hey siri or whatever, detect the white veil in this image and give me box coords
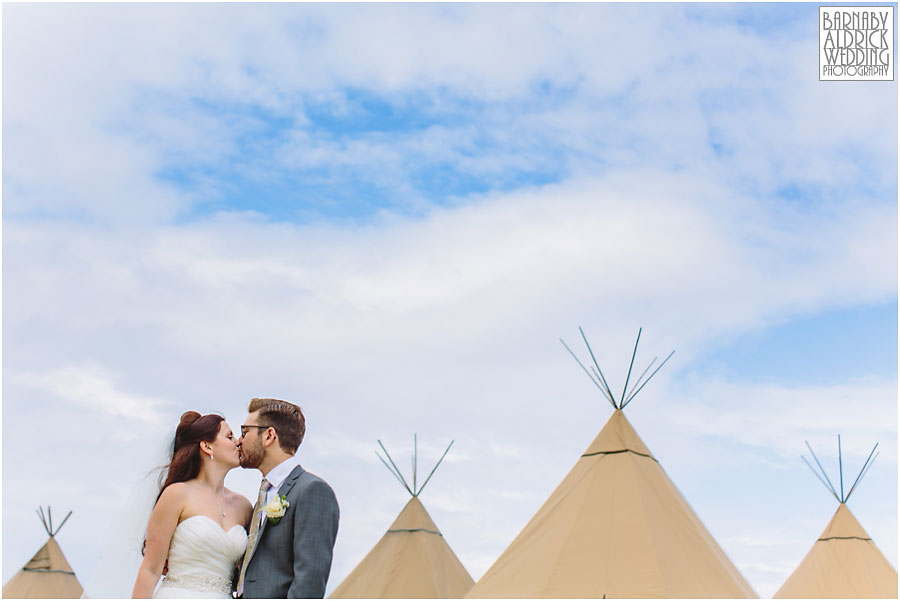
[80,428,174,598]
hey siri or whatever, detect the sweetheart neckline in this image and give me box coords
[179,514,245,535]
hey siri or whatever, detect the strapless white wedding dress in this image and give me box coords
[153,515,248,599]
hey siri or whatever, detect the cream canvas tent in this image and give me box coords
[3,507,83,599]
[330,438,475,598]
[774,438,898,598]
[466,328,756,598]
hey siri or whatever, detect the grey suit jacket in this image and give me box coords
[241,465,340,599]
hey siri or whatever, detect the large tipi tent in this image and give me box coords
[466,329,756,598]
[330,438,475,598]
[3,507,83,599]
[774,439,898,598]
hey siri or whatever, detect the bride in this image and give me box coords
[132,411,252,598]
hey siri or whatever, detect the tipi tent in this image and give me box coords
[466,329,756,598]
[330,438,475,598]
[3,507,83,599]
[774,439,898,598]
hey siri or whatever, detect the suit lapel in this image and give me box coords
[278,464,305,500]
[248,464,305,563]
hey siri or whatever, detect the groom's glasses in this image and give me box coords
[240,425,271,437]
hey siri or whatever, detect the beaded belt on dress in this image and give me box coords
[160,573,233,594]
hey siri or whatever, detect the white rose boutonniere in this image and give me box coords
[263,495,290,525]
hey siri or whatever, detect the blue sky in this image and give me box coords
[3,3,897,598]
[688,301,898,384]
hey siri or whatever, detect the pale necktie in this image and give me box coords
[236,479,271,597]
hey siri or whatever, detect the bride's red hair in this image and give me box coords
[157,411,225,501]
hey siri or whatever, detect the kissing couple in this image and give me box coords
[132,398,340,599]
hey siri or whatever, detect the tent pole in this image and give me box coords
[589,366,618,409]
[620,328,642,407]
[622,350,675,408]
[561,338,616,408]
[36,508,48,536]
[852,450,879,500]
[376,451,414,496]
[801,455,840,502]
[592,365,617,409]
[625,356,657,403]
[377,441,415,496]
[417,440,454,496]
[838,435,844,502]
[40,507,49,535]
[805,441,840,500]
[54,511,73,536]
[578,327,618,406]
[845,443,879,502]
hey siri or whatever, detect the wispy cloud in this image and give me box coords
[4,4,895,223]
[9,364,168,427]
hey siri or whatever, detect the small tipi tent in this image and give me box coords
[466,328,756,598]
[3,507,83,599]
[774,438,898,598]
[329,438,475,599]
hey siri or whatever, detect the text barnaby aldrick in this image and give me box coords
[820,7,893,79]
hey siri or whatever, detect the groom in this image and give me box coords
[236,398,340,598]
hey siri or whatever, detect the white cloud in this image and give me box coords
[4,171,894,377]
[670,378,897,459]
[9,364,168,427]
[4,4,895,224]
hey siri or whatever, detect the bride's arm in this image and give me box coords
[132,484,186,598]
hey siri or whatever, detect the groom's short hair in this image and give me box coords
[248,398,306,453]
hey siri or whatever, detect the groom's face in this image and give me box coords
[238,411,266,469]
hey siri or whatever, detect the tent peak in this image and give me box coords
[801,436,879,504]
[376,435,454,497]
[36,506,73,538]
[560,327,674,410]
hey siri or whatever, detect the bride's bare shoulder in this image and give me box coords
[151,482,192,519]
[224,487,251,505]
[225,488,253,515]
[158,482,193,502]
[160,481,190,496]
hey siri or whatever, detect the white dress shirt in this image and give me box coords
[262,455,301,506]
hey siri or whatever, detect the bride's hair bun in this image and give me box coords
[179,411,202,427]
[174,412,203,450]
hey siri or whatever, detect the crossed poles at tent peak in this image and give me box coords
[376,435,454,498]
[561,326,675,410]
